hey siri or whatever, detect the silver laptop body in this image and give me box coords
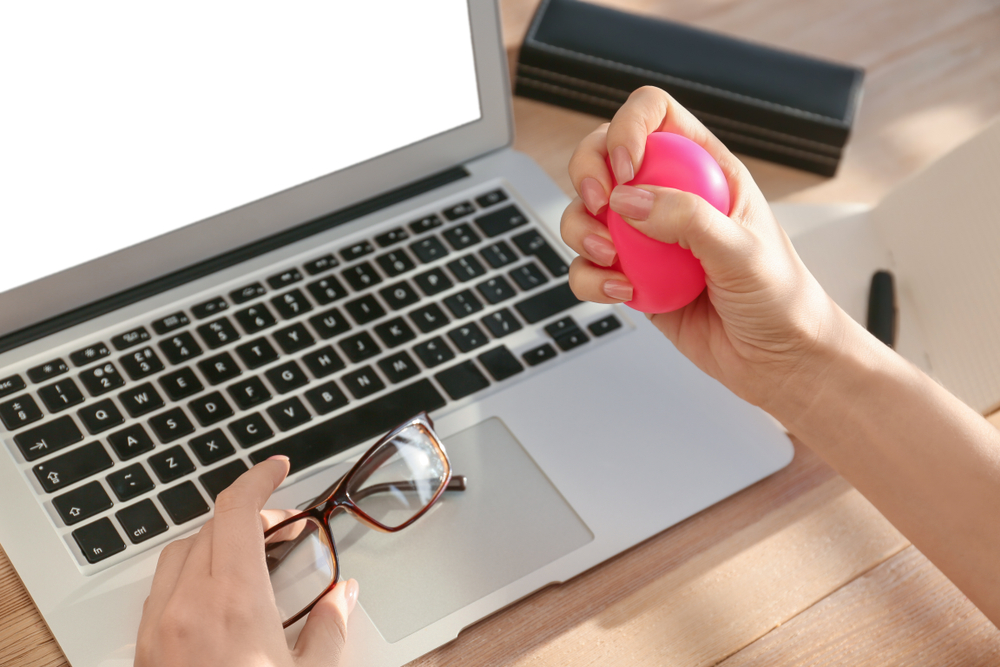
[0,2,793,665]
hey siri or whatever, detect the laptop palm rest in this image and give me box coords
[330,417,593,643]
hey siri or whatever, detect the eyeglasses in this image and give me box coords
[264,411,467,627]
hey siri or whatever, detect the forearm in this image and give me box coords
[771,305,1000,624]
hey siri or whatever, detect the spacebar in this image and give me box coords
[248,379,446,474]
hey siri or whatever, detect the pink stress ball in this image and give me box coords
[602,132,730,313]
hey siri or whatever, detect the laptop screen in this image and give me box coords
[0,1,481,297]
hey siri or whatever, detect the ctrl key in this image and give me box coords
[116,499,169,544]
[73,517,126,564]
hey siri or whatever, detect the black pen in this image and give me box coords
[867,270,897,348]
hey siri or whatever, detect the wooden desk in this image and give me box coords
[4,1,1000,664]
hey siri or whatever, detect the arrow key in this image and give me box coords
[53,481,113,526]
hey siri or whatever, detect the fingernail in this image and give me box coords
[345,578,359,615]
[579,177,607,215]
[610,185,654,221]
[611,146,634,184]
[267,455,290,462]
[582,234,616,266]
[603,279,633,301]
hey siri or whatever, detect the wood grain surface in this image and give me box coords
[4,1,1000,665]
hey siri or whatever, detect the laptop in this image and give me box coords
[0,2,793,665]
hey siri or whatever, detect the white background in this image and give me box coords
[0,1,480,294]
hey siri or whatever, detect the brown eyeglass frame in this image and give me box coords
[263,411,467,627]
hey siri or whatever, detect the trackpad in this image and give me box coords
[331,417,593,643]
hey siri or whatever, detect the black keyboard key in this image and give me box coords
[376,249,416,277]
[375,227,409,247]
[107,424,156,461]
[443,223,481,250]
[78,399,125,434]
[304,253,339,275]
[476,276,517,304]
[158,482,210,524]
[34,441,113,493]
[342,261,382,291]
[374,317,416,348]
[474,205,528,237]
[0,374,26,399]
[229,413,273,448]
[302,346,346,379]
[338,332,380,363]
[27,359,70,384]
[118,383,165,418]
[73,518,126,563]
[410,236,449,263]
[409,214,443,234]
[480,241,518,269]
[304,382,350,415]
[307,275,349,305]
[267,397,312,431]
[344,294,386,325]
[475,189,508,208]
[151,311,190,335]
[512,230,569,277]
[589,315,622,337]
[117,499,169,544]
[148,407,195,443]
[447,255,487,282]
[54,481,112,526]
[378,351,420,384]
[199,460,249,501]
[379,281,421,310]
[70,342,111,367]
[435,361,490,400]
[196,317,241,349]
[340,241,374,262]
[443,201,475,220]
[191,296,229,320]
[38,378,85,412]
[120,347,164,381]
[160,332,203,365]
[189,391,234,426]
[79,362,125,397]
[197,352,242,385]
[410,303,450,333]
[149,445,196,483]
[413,337,455,368]
[234,304,277,334]
[413,267,453,296]
[265,361,309,394]
[249,379,447,473]
[231,282,267,304]
[555,329,590,351]
[524,343,558,366]
[309,307,352,339]
[190,430,237,465]
[273,323,315,354]
[448,323,489,353]
[544,317,579,339]
[272,288,313,320]
[509,262,550,291]
[444,289,483,318]
[0,391,27,431]
[515,282,581,324]
[482,309,523,338]
[227,376,271,410]
[159,368,204,401]
[14,416,83,461]
[235,337,280,369]
[342,366,386,399]
[111,327,152,351]
[267,268,303,290]
[478,346,524,382]
[107,463,155,502]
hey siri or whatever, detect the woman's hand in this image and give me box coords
[136,457,359,667]
[560,86,847,413]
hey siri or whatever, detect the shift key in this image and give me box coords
[514,282,581,324]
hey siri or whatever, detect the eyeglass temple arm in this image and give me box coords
[265,476,467,572]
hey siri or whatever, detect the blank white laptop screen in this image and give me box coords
[0,0,481,295]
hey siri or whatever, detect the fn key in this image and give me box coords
[73,517,126,564]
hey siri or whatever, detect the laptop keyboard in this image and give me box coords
[0,186,627,570]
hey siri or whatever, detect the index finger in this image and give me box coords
[210,456,289,580]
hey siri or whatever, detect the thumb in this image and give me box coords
[294,579,359,667]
